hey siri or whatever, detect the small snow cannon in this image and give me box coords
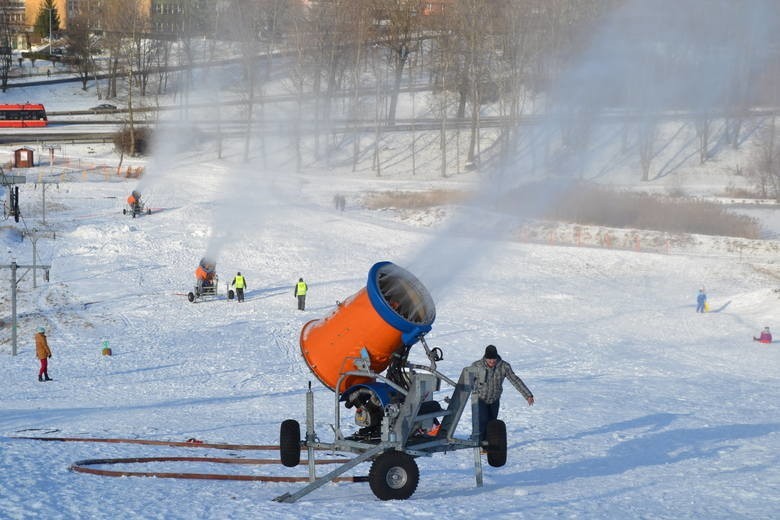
[187,257,230,302]
[275,261,507,503]
[123,190,151,218]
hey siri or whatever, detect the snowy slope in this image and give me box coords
[1,133,779,519]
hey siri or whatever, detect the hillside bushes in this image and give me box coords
[113,127,151,156]
[504,182,762,239]
[365,183,762,239]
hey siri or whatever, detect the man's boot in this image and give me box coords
[44,373,52,381]
[38,374,43,382]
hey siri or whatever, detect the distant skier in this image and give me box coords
[753,326,772,344]
[696,288,707,313]
[231,272,247,302]
[470,345,534,445]
[35,326,52,382]
[295,277,308,311]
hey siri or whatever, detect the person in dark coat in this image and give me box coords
[35,326,52,382]
[470,344,534,443]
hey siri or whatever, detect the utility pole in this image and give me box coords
[22,229,55,288]
[1,168,25,221]
[1,260,51,356]
[38,181,55,225]
[38,145,60,225]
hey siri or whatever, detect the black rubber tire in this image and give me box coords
[486,419,507,467]
[147,208,152,215]
[228,290,235,300]
[279,419,301,468]
[368,451,419,501]
[187,292,195,303]
[122,208,126,215]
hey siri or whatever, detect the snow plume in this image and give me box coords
[410,0,779,303]
[132,59,249,203]
[201,155,296,265]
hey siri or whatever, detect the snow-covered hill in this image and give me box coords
[0,127,778,518]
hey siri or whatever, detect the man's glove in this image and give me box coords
[48,355,52,358]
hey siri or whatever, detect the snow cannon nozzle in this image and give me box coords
[299,261,436,393]
[195,257,217,281]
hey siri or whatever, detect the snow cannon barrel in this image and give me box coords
[300,261,436,393]
[195,257,216,282]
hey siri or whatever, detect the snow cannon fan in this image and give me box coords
[299,261,436,394]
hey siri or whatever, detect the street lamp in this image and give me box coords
[48,6,52,56]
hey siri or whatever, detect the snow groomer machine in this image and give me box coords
[274,261,507,503]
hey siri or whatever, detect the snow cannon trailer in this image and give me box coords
[187,258,233,302]
[274,261,507,503]
[122,190,151,218]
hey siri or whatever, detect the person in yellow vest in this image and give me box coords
[231,272,247,302]
[295,277,308,310]
[35,326,52,382]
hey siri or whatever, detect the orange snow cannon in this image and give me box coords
[187,257,220,303]
[195,257,216,283]
[300,261,436,393]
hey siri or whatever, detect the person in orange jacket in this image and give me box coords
[35,326,52,382]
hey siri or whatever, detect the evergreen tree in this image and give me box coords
[34,0,62,40]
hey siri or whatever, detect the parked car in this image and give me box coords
[90,104,117,111]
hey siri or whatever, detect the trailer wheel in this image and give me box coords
[147,208,152,215]
[187,292,195,303]
[368,451,419,501]
[486,419,507,467]
[279,419,301,468]
[227,290,235,300]
[122,208,126,215]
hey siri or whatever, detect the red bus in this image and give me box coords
[0,103,48,127]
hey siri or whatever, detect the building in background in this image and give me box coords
[1,0,28,48]
[24,0,67,30]
[150,0,218,37]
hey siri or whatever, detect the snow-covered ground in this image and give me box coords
[1,48,780,520]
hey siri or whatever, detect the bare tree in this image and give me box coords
[749,117,780,200]
[65,15,95,90]
[113,2,153,156]
[694,113,713,165]
[288,9,308,172]
[297,1,356,157]
[345,2,372,172]
[0,5,12,93]
[228,0,263,162]
[99,0,135,99]
[429,22,458,177]
[637,117,658,182]
[129,24,158,98]
[370,0,421,125]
